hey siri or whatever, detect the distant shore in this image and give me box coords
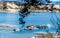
[0,2,60,13]
[0,9,60,13]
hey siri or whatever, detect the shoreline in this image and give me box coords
[0,9,60,13]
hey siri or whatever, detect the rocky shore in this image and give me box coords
[0,2,60,13]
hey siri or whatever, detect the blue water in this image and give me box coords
[1,0,60,4]
[0,12,60,38]
[39,0,60,4]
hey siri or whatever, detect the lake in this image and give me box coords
[0,12,60,38]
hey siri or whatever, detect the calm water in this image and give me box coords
[0,12,60,38]
[1,0,60,4]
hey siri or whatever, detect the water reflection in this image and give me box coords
[19,12,30,28]
[0,12,60,38]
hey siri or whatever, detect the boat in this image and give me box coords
[24,24,51,30]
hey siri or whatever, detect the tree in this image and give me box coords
[50,4,54,11]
